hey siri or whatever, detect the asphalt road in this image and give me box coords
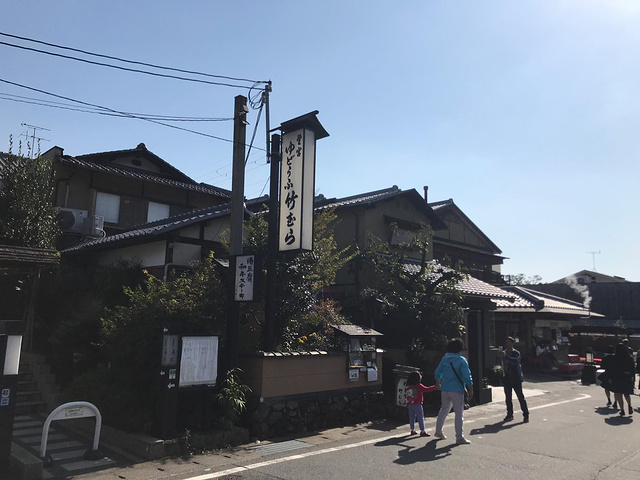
[70,376,640,480]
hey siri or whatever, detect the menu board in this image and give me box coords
[179,336,219,387]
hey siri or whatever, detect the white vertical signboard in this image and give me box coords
[234,254,255,301]
[279,128,316,252]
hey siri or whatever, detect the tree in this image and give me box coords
[0,137,59,248]
[357,231,468,356]
[65,253,228,433]
[243,208,354,350]
[38,259,148,385]
[1,137,60,348]
[503,273,542,285]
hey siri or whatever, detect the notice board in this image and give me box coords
[179,336,219,387]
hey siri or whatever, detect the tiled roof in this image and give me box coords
[428,198,454,211]
[314,186,446,230]
[0,244,59,268]
[331,325,383,336]
[402,261,516,299]
[400,262,598,316]
[61,203,232,253]
[57,155,231,199]
[315,186,403,210]
[456,275,516,299]
[492,296,535,309]
[497,286,600,316]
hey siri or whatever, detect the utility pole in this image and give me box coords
[227,95,248,367]
[265,133,281,351]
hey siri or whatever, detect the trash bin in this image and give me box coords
[392,364,420,407]
[581,364,597,385]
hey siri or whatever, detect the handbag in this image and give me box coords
[450,362,471,408]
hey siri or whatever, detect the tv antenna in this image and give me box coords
[587,250,601,271]
[20,123,50,158]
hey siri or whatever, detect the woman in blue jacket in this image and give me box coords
[434,338,474,444]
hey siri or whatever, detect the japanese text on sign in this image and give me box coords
[278,128,316,251]
[162,335,179,367]
[234,255,255,301]
[179,336,219,387]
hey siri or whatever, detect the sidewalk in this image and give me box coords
[10,413,129,480]
[10,383,554,480]
[491,386,548,403]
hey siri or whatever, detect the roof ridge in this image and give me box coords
[328,185,400,204]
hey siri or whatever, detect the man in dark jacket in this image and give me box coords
[499,336,529,423]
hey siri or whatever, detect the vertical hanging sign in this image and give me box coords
[279,128,316,252]
[234,254,255,301]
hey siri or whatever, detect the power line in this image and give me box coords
[0,40,261,89]
[245,101,264,165]
[0,92,233,121]
[0,77,266,149]
[0,31,268,85]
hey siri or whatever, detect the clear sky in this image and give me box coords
[1,1,638,283]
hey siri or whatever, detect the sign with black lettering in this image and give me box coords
[179,336,219,387]
[279,128,316,252]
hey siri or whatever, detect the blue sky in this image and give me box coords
[1,1,638,282]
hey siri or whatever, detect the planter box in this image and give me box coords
[238,350,383,399]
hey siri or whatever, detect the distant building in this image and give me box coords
[528,270,640,334]
[549,270,628,285]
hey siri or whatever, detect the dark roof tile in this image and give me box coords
[61,203,232,253]
[57,155,231,198]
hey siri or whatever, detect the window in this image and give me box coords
[147,201,170,222]
[95,192,120,223]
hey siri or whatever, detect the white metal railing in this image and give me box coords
[40,401,102,460]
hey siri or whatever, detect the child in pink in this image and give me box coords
[406,371,437,437]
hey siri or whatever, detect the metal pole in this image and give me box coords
[265,133,281,351]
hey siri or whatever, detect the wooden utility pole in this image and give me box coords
[227,95,248,367]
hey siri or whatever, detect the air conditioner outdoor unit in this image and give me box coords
[56,208,88,234]
[82,215,105,237]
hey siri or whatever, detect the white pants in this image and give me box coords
[435,390,465,440]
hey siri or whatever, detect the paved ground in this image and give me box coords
[11,374,638,479]
[11,413,131,479]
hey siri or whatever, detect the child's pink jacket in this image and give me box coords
[406,383,436,405]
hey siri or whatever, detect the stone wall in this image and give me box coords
[246,390,389,439]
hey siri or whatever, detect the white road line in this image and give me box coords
[465,393,592,424]
[185,393,592,480]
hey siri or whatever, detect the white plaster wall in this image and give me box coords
[98,241,166,267]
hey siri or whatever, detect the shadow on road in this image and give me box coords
[594,406,620,416]
[374,436,455,464]
[604,415,634,426]
[469,419,521,436]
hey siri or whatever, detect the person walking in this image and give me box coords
[610,342,635,417]
[405,371,436,437]
[599,346,618,409]
[434,338,474,445]
[636,348,640,390]
[499,336,529,423]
